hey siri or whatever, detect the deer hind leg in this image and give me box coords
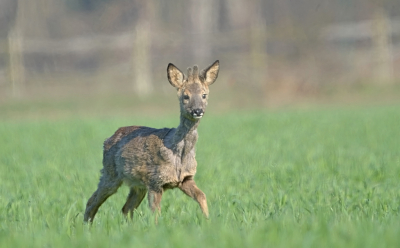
[84,175,122,223]
[179,177,209,218]
[121,187,147,219]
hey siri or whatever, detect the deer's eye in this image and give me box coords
[202,94,207,99]
[183,95,190,100]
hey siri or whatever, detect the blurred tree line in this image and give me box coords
[1,0,399,98]
[64,0,112,11]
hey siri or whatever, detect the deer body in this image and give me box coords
[84,61,219,223]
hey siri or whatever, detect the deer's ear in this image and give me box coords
[167,63,185,89]
[202,60,219,86]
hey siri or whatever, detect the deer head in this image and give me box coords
[167,60,219,121]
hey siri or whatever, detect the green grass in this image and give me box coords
[1,106,400,247]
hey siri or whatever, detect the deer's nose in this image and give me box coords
[192,109,204,118]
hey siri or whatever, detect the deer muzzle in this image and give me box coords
[191,109,204,119]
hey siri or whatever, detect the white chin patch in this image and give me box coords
[192,113,203,119]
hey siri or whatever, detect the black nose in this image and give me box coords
[192,109,204,116]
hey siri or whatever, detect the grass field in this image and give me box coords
[1,105,400,247]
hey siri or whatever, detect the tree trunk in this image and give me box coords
[189,0,218,63]
[133,1,153,96]
[249,0,268,94]
[8,0,24,97]
[372,7,393,83]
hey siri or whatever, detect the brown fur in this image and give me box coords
[84,60,219,223]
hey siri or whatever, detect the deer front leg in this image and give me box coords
[121,187,147,219]
[148,188,163,223]
[179,177,209,218]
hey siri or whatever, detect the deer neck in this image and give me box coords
[171,114,200,153]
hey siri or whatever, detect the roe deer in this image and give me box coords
[84,60,220,223]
